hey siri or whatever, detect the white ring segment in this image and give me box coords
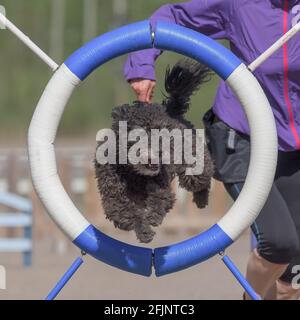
[28,65,88,239]
[219,64,278,239]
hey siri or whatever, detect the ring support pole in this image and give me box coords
[28,20,278,277]
[221,255,261,301]
[45,257,84,300]
[0,12,58,71]
[248,21,300,72]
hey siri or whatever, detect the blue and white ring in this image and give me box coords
[28,20,278,277]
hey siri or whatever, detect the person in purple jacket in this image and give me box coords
[124,0,300,300]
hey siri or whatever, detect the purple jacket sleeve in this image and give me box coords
[124,0,230,81]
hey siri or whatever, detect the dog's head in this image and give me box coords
[111,102,168,177]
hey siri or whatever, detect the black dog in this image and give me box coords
[95,59,214,243]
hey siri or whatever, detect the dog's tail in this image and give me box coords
[164,59,212,116]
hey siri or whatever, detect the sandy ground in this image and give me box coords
[0,230,250,300]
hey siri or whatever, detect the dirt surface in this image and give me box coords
[0,230,251,300]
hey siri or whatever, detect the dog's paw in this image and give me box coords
[193,190,209,209]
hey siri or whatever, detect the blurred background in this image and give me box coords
[0,0,249,300]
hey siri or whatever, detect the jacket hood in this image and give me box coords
[271,0,300,8]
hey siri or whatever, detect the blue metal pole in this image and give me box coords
[221,254,261,301]
[45,257,84,300]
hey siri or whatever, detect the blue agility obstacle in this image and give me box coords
[28,20,277,296]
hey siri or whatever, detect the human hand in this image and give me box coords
[129,79,156,103]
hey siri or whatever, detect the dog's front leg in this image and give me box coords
[95,163,137,231]
[175,141,214,208]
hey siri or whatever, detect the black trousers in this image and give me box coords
[204,110,300,283]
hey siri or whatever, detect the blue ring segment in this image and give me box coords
[65,20,153,81]
[74,225,153,277]
[154,22,241,80]
[65,20,241,276]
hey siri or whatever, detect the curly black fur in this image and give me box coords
[95,59,214,243]
[164,59,212,116]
